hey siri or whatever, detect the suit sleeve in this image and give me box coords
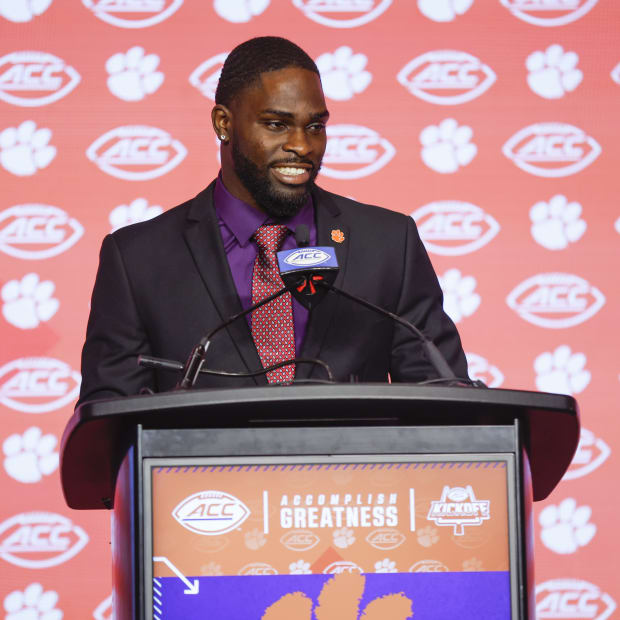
[76,234,156,406]
[389,217,469,382]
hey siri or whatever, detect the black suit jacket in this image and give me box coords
[77,182,468,405]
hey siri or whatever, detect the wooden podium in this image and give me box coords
[61,385,579,620]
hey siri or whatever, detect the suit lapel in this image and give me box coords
[297,188,350,379]
[183,183,265,384]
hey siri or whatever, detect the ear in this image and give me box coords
[212,104,232,143]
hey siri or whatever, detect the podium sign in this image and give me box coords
[144,454,518,620]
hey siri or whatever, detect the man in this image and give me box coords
[77,36,468,406]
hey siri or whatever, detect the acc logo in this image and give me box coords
[506,273,605,329]
[536,579,616,620]
[409,559,449,572]
[0,358,81,413]
[0,51,80,107]
[280,529,320,551]
[503,123,601,178]
[0,204,83,260]
[324,561,363,574]
[366,528,405,550]
[0,512,88,568]
[173,491,250,535]
[500,0,599,27]
[86,126,187,181]
[292,0,392,28]
[82,0,184,28]
[427,485,490,535]
[321,124,395,179]
[238,562,278,576]
[466,353,504,388]
[189,52,228,101]
[564,428,610,480]
[284,248,330,267]
[397,51,496,105]
[412,201,499,256]
[93,594,113,620]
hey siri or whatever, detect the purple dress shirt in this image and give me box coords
[213,175,317,355]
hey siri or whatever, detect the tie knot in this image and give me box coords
[254,225,289,253]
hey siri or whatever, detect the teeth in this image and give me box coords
[276,166,306,176]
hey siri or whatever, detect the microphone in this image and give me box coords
[295,224,310,247]
[276,245,457,381]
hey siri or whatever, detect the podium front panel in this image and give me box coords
[142,453,518,620]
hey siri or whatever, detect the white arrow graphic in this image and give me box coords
[153,556,199,594]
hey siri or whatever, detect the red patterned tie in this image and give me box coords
[251,225,295,384]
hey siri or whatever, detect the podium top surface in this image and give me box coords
[60,384,579,509]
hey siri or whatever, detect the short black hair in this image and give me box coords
[215,36,320,107]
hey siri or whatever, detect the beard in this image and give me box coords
[232,141,320,219]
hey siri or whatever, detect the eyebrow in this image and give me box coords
[260,108,330,121]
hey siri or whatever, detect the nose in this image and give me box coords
[283,128,312,157]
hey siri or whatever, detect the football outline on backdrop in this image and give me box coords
[0,357,81,413]
[189,52,228,101]
[0,51,81,107]
[506,273,605,329]
[466,353,504,388]
[500,0,600,27]
[320,124,395,179]
[503,123,601,177]
[564,428,611,481]
[0,204,84,260]
[292,0,393,28]
[536,579,616,620]
[412,201,500,256]
[82,0,184,28]
[397,50,496,105]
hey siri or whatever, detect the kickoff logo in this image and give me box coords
[0,512,88,569]
[321,124,395,179]
[173,491,250,535]
[280,529,320,551]
[0,51,80,107]
[86,126,187,181]
[0,204,83,260]
[82,0,184,28]
[292,0,392,28]
[536,579,616,620]
[427,485,490,535]
[0,358,81,413]
[500,0,600,27]
[411,201,499,256]
[397,51,496,105]
[506,273,605,329]
[503,123,601,177]
[563,428,610,481]
[189,52,228,101]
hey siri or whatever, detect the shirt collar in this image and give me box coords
[214,173,314,246]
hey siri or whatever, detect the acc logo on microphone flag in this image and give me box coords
[173,491,250,535]
[0,358,81,413]
[292,0,392,28]
[536,578,616,620]
[503,123,601,177]
[282,248,332,268]
[412,201,499,256]
[0,52,80,107]
[506,273,605,329]
[321,124,395,179]
[0,204,83,260]
[189,53,228,101]
[397,51,496,105]
[0,512,88,569]
[500,0,600,27]
[86,126,187,180]
[82,0,184,28]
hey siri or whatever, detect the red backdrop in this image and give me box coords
[0,1,618,618]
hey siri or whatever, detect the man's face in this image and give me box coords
[223,66,329,218]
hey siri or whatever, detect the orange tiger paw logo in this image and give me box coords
[261,572,413,620]
[331,229,345,243]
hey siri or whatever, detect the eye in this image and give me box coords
[307,122,326,134]
[264,120,287,131]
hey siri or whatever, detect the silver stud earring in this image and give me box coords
[220,134,226,141]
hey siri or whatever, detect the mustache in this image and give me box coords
[270,158,316,169]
